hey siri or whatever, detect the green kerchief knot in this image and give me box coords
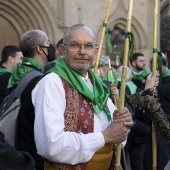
[7,57,44,88]
[102,68,118,85]
[120,32,134,64]
[103,22,113,54]
[153,48,162,77]
[48,57,111,121]
[0,67,13,76]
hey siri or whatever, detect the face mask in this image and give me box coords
[40,44,56,62]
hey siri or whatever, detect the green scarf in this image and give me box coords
[102,69,118,85]
[126,81,137,95]
[0,67,13,76]
[48,58,111,120]
[8,57,44,88]
[117,77,137,95]
[132,70,150,81]
[162,69,170,78]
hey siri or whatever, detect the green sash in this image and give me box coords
[126,81,137,95]
[48,58,111,120]
[117,78,137,95]
[8,57,43,88]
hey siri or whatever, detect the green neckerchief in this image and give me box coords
[132,70,150,81]
[117,77,137,95]
[7,57,44,88]
[162,69,170,78]
[48,57,111,120]
[126,81,137,95]
[53,58,61,63]
[102,68,118,85]
[0,67,13,76]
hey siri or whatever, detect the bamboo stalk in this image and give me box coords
[115,0,134,169]
[108,60,128,170]
[121,148,128,170]
[152,0,158,169]
[94,0,112,74]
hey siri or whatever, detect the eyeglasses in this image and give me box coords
[137,60,145,63]
[64,43,97,52]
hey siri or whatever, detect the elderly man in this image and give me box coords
[32,23,133,170]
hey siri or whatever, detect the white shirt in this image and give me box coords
[32,72,116,165]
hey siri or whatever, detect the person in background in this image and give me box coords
[128,77,170,170]
[7,29,55,170]
[44,38,63,72]
[115,65,150,170]
[140,53,170,170]
[97,55,114,79]
[0,45,23,106]
[131,52,150,90]
[55,38,63,58]
[130,52,170,170]
[32,23,133,170]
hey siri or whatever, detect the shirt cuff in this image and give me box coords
[82,132,105,152]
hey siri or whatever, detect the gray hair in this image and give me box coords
[116,66,132,81]
[63,23,97,44]
[20,29,46,58]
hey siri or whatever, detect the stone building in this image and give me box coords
[0,0,170,66]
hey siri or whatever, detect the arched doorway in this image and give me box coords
[0,0,56,60]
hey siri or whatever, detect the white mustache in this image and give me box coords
[75,56,89,60]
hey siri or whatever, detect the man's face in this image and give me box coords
[62,27,98,77]
[133,56,146,71]
[12,51,23,70]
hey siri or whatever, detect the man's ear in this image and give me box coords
[59,44,65,55]
[131,61,136,67]
[8,56,14,63]
[36,46,42,54]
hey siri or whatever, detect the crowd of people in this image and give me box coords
[0,23,169,170]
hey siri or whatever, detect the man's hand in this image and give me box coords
[102,107,133,144]
[113,108,133,128]
[102,122,127,144]
[145,71,159,90]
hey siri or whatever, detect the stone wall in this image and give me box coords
[0,0,169,64]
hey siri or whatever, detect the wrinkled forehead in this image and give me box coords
[64,27,96,43]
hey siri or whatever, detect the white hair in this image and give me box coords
[116,66,132,81]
